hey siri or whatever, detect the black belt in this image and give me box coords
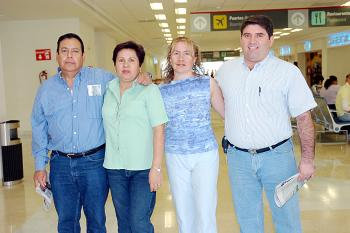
[228,138,289,154]
[53,144,105,159]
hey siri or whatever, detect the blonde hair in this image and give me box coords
[163,37,202,84]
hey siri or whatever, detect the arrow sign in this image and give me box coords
[194,16,207,30]
[291,12,305,26]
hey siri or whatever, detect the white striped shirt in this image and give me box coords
[216,55,316,149]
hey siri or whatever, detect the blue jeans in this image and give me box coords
[49,149,108,233]
[338,113,350,122]
[107,169,156,233]
[227,139,301,233]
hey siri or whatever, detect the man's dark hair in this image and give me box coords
[112,41,145,66]
[56,33,85,54]
[240,15,274,38]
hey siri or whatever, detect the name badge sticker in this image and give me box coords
[87,84,102,96]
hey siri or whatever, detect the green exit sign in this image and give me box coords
[311,11,326,25]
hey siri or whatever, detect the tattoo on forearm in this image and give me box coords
[296,111,315,161]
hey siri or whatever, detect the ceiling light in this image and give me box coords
[166,38,173,41]
[175,0,187,3]
[280,32,290,36]
[159,23,169,28]
[342,1,350,6]
[162,28,170,33]
[177,31,185,35]
[273,31,282,35]
[283,28,292,31]
[175,8,186,15]
[150,3,163,10]
[274,36,280,39]
[291,28,303,32]
[177,25,186,29]
[176,18,186,23]
[164,33,172,37]
[155,14,166,20]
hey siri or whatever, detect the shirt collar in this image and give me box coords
[242,53,271,71]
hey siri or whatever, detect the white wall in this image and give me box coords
[80,20,97,67]
[95,32,116,73]
[0,18,80,133]
[327,45,350,84]
[0,40,6,122]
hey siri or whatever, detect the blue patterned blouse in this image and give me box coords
[159,75,218,154]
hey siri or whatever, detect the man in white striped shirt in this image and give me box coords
[216,15,316,233]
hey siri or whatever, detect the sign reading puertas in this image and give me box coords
[35,49,51,61]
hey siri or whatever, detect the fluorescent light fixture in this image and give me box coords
[150,3,163,10]
[280,32,290,36]
[155,14,166,20]
[166,37,173,40]
[175,8,186,15]
[177,31,185,35]
[283,28,292,31]
[176,18,186,23]
[273,31,282,35]
[274,36,280,39]
[177,25,186,29]
[162,28,170,33]
[175,0,187,3]
[159,23,169,27]
[342,1,350,6]
[291,28,303,32]
[164,33,172,37]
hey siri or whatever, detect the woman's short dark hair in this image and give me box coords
[112,41,145,67]
[57,33,84,54]
[240,15,274,38]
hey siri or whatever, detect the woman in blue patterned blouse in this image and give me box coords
[159,37,225,233]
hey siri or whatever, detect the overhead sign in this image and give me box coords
[328,31,350,47]
[288,10,308,28]
[35,49,51,61]
[191,14,210,32]
[191,6,350,32]
[309,8,350,27]
[201,50,240,61]
[210,10,288,31]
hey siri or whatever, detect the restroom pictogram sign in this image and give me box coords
[35,49,51,61]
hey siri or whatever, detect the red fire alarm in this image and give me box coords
[35,49,51,61]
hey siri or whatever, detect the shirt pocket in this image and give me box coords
[86,95,103,119]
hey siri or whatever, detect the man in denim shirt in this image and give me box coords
[31,33,150,233]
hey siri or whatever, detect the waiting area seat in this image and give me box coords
[312,96,350,144]
[312,96,350,133]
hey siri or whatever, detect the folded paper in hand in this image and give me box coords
[274,173,305,208]
[36,184,53,211]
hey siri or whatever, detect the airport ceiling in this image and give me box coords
[1,0,350,58]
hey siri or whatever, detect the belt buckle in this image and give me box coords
[248,149,257,154]
[66,153,75,158]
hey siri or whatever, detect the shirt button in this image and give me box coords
[67,88,69,90]
[73,100,76,103]
[73,115,77,118]
[73,132,77,135]
[73,146,76,149]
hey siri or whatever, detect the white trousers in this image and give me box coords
[166,149,219,233]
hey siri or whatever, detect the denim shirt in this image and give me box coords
[159,76,218,154]
[31,67,115,170]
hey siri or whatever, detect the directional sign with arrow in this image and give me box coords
[191,14,211,32]
[288,10,308,28]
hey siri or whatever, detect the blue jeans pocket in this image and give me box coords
[85,150,105,162]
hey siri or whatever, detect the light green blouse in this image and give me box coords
[102,79,168,170]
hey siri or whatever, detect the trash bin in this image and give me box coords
[0,120,23,186]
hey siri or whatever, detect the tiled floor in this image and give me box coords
[1,112,350,233]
